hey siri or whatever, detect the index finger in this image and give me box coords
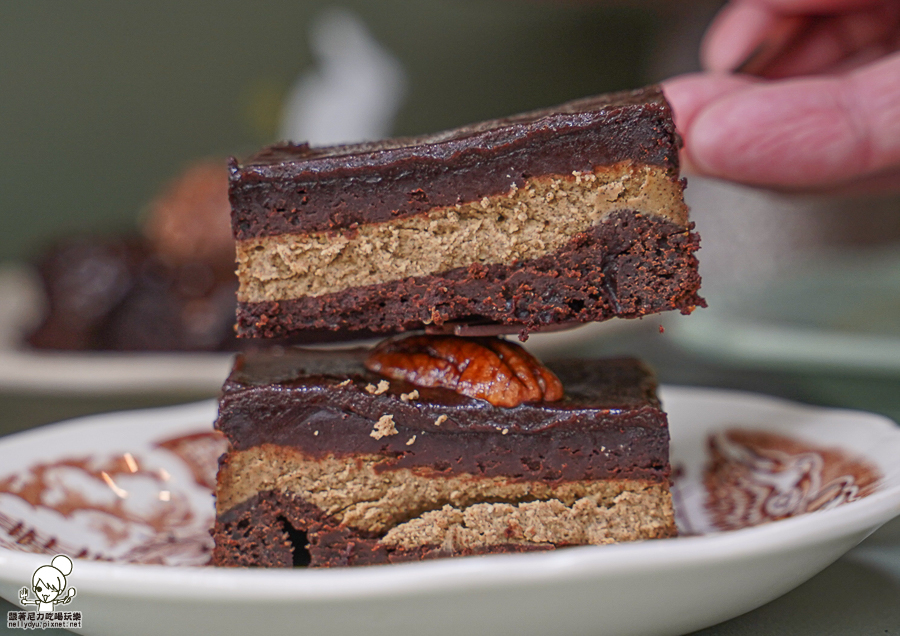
[664,52,900,190]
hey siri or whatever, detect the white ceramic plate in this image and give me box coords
[0,265,636,393]
[1,390,899,636]
[666,249,900,374]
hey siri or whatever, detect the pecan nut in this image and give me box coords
[364,335,564,408]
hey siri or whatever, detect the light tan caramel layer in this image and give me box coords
[236,161,688,303]
[383,488,674,550]
[216,445,675,540]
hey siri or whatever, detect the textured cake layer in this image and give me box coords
[236,162,687,303]
[216,445,670,533]
[229,86,680,240]
[212,482,676,568]
[236,209,702,338]
[230,85,699,337]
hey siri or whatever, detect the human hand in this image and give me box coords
[662,0,900,193]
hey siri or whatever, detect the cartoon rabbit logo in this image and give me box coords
[19,555,77,612]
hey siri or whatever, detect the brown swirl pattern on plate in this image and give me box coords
[155,431,226,490]
[0,431,227,565]
[704,429,882,531]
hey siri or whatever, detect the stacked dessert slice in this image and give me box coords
[230,86,702,338]
[212,343,675,566]
[212,85,700,567]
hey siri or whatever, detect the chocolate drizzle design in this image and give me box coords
[702,429,881,531]
[0,431,227,565]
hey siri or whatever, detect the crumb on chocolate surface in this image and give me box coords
[366,380,390,395]
[370,415,398,440]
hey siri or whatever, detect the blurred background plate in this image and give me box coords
[666,248,900,375]
[0,265,235,394]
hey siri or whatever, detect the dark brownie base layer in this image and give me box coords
[236,209,703,339]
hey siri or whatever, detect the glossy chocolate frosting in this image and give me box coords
[215,347,671,482]
[229,86,681,240]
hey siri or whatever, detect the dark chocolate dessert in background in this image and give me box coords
[212,337,676,568]
[231,85,703,341]
[26,235,239,352]
[26,161,241,352]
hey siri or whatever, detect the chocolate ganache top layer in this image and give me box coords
[215,347,670,482]
[229,85,681,240]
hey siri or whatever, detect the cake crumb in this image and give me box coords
[365,380,390,395]
[371,415,398,439]
[400,390,419,402]
[501,428,509,435]
[406,435,417,446]
[338,379,352,387]
[434,415,448,426]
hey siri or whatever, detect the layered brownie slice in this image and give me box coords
[230,85,703,339]
[212,336,676,568]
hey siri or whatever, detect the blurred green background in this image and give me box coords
[0,0,675,264]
